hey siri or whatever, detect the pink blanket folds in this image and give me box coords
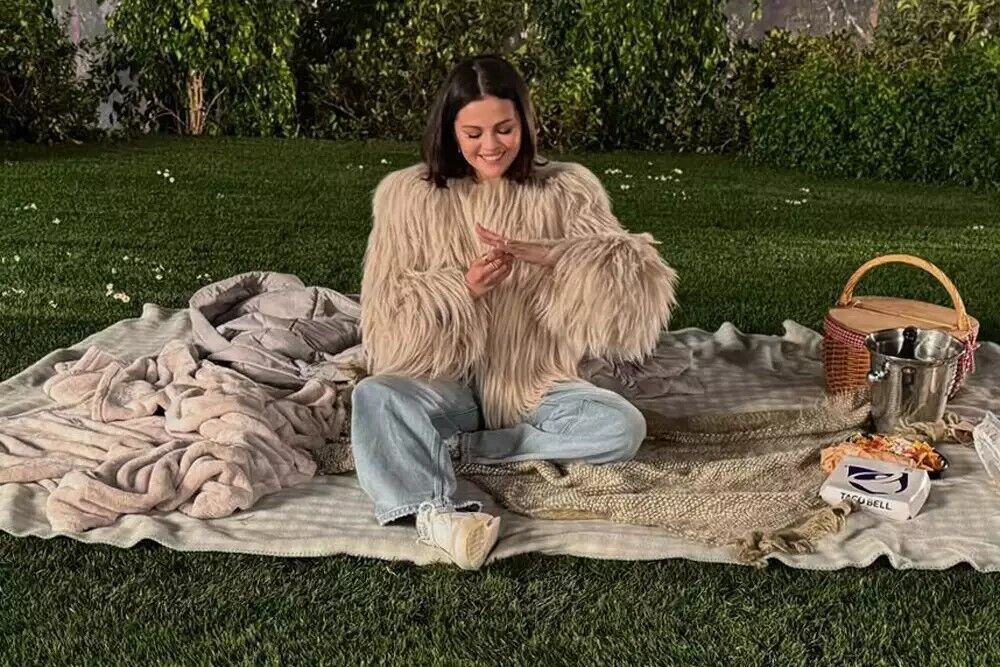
[0,341,344,532]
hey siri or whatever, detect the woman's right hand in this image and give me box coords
[465,248,513,299]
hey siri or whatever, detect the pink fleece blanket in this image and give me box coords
[0,341,344,531]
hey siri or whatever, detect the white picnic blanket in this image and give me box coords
[1,302,999,569]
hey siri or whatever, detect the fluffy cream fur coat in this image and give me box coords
[361,160,678,428]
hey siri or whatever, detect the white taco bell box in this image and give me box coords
[820,455,931,521]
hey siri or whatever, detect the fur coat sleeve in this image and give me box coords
[360,168,487,379]
[534,163,678,362]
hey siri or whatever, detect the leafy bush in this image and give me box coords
[98,0,298,136]
[306,0,532,141]
[540,0,732,151]
[305,0,733,151]
[876,0,1000,57]
[749,38,1000,188]
[7,0,1000,192]
[527,61,604,150]
[291,0,384,131]
[0,0,96,142]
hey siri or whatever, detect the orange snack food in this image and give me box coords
[821,433,946,474]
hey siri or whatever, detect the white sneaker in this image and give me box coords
[415,502,501,570]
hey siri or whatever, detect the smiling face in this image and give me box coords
[454,95,522,182]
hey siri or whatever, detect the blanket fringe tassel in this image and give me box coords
[735,501,854,567]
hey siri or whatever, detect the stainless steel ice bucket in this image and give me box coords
[865,326,964,433]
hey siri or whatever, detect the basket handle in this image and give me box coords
[836,254,971,332]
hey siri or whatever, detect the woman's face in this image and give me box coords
[454,95,522,182]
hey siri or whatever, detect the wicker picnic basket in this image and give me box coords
[823,254,979,398]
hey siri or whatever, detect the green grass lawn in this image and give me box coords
[1,136,999,665]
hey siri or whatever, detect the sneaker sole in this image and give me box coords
[457,516,501,570]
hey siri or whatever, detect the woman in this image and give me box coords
[352,55,678,570]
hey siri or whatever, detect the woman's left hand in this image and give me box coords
[476,224,566,268]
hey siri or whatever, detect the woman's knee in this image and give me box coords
[578,393,646,462]
[350,375,424,458]
[612,398,647,459]
[351,374,412,417]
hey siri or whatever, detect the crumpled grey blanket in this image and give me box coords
[188,271,363,387]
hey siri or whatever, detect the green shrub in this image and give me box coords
[291,0,384,131]
[306,0,733,151]
[98,0,298,137]
[876,0,1000,57]
[694,29,827,154]
[0,0,96,142]
[306,0,534,141]
[927,42,1000,186]
[539,0,732,151]
[749,38,1000,188]
[7,0,998,193]
[528,62,604,150]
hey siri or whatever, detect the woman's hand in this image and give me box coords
[476,224,566,268]
[465,248,514,299]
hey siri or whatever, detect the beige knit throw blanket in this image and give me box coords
[307,388,875,564]
[451,394,873,564]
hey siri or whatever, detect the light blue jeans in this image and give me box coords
[350,374,647,524]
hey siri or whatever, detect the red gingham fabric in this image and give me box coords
[823,315,978,398]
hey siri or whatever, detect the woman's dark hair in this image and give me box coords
[421,55,539,188]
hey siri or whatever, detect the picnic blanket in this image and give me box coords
[0,271,869,560]
[1,272,999,569]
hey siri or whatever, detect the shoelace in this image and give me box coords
[415,501,437,546]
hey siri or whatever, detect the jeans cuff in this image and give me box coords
[375,497,483,526]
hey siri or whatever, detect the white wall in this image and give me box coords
[53,0,128,130]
